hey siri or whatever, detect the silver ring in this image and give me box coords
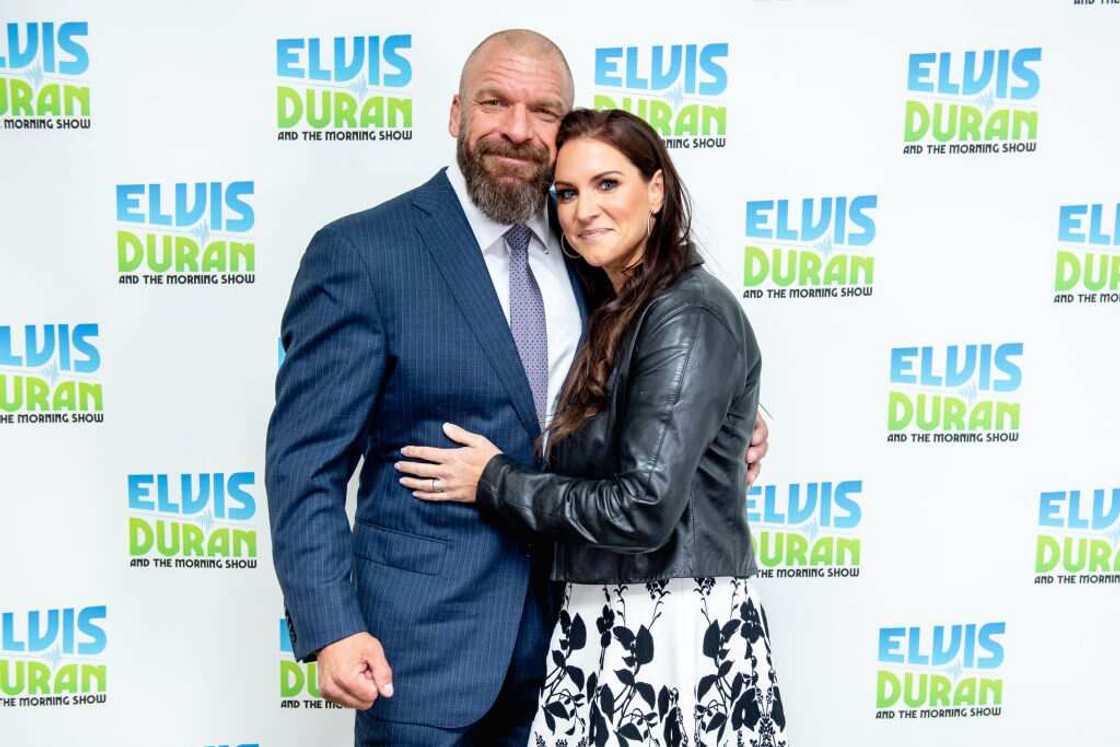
[431,478,442,493]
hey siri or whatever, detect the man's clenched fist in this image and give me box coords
[316,632,394,710]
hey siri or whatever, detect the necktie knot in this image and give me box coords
[505,224,534,258]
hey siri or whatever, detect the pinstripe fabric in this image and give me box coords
[266,169,587,730]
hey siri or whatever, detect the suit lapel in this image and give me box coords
[412,170,541,439]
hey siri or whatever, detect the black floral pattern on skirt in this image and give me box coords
[530,577,788,747]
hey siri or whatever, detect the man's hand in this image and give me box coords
[316,632,394,709]
[746,413,769,487]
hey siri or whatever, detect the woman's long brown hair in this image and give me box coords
[544,108,694,453]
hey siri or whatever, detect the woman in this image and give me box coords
[395,108,786,746]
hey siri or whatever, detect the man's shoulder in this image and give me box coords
[319,169,455,245]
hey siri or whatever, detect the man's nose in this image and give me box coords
[499,103,532,144]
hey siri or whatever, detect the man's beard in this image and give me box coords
[456,123,552,225]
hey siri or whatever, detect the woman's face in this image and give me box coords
[553,137,663,287]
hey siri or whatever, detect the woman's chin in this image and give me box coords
[569,243,615,267]
[573,251,606,268]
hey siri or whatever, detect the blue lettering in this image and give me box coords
[227,472,257,521]
[1010,47,1041,101]
[890,347,918,385]
[595,47,623,87]
[993,342,1022,392]
[907,52,936,93]
[225,181,256,232]
[276,38,302,78]
[57,21,88,76]
[745,200,774,239]
[833,481,862,530]
[116,184,146,223]
[128,474,156,511]
[698,43,728,96]
[977,622,1005,669]
[382,35,412,87]
[878,627,906,664]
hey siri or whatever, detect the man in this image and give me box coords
[266,29,770,745]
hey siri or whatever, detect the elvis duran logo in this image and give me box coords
[0,606,107,708]
[1053,202,1120,305]
[128,472,259,570]
[0,22,90,131]
[902,47,1040,157]
[741,196,877,301]
[279,619,342,709]
[593,43,728,150]
[886,343,1023,444]
[0,324,103,425]
[874,622,1005,720]
[116,181,256,286]
[1034,488,1120,586]
[276,34,413,143]
[746,480,862,579]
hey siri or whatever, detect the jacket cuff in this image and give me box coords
[477,453,513,515]
[284,580,367,662]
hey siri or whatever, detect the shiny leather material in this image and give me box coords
[478,261,761,583]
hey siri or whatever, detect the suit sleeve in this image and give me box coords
[477,304,746,553]
[266,225,387,662]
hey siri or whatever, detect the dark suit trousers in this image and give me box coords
[356,560,556,747]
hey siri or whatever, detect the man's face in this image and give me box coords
[450,43,571,224]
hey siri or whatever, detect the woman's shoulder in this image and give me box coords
[643,264,749,340]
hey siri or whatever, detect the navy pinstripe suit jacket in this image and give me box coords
[266,169,588,728]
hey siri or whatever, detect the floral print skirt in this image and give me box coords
[530,577,788,747]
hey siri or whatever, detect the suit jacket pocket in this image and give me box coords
[353,521,448,576]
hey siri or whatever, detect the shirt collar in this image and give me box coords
[446,159,552,253]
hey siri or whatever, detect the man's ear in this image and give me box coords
[449,95,461,138]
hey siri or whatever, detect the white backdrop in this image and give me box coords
[1,1,1118,745]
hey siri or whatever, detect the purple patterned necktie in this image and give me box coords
[505,224,549,425]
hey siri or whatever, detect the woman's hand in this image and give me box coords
[746,413,769,487]
[395,423,501,504]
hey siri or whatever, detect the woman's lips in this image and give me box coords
[578,228,612,239]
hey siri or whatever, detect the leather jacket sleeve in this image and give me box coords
[477,302,746,553]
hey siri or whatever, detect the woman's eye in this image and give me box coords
[555,188,575,201]
[599,178,618,191]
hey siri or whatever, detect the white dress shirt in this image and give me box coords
[446,161,582,425]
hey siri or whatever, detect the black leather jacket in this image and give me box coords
[478,259,761,583]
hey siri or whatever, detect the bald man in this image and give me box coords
[266,29,769,745]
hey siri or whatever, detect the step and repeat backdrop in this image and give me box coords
[1,1,1118,745]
